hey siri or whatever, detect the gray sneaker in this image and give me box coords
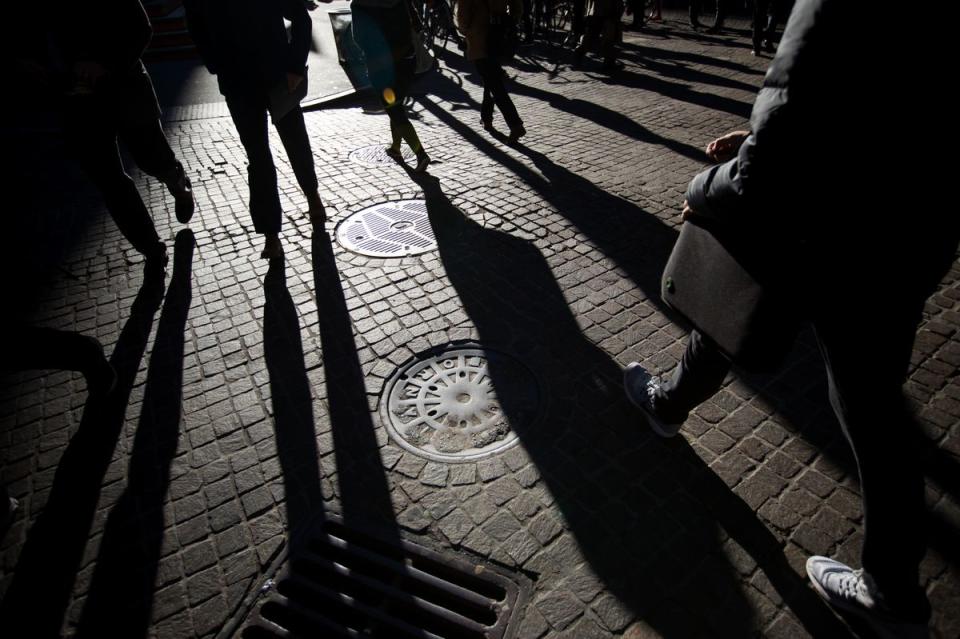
[805,557,929,639]
[623,362,684,437]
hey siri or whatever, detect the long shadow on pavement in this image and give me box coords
[0,251,167,637]
[264,262,327,551]
[414,173,849,636]
[311,232,401,531]
[74,229,195,637]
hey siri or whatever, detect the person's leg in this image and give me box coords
[66,109,165,260]
[689,0,701,27]
[273,106,319,197]
[656,329,731,420]
[752,0,769,52]
[384,57,429,170]
[121,119,196,224]
[625,329,731,437]
[1,326,117,397]
[812,305,930,622]
[480,83,495,128]
[226,95,283,249]
[475,58,523,133]
[273,105,324,222]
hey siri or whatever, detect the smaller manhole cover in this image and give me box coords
[380,346,541,462]
[348,144,417,167]
[336,199,436,258]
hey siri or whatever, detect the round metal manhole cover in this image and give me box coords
[349,144,417,168]
[380,346,541,462]
[336,199,436,258]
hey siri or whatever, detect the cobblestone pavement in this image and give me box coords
[2,14,959,639]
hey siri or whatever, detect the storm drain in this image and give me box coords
[380,345,541,462]
[237,517,524,639]
[336,199,436,258]
[349,144,418,168]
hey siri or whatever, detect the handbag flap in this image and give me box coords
[661,217,800,371]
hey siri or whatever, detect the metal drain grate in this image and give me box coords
[380,345,541,462]
[236,517,524,639]
[336,200,437,258]
[349,144,418,168]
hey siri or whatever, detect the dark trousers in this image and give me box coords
[752,0,785,49]
[660,304,930,619]
[475,58,523,131]
[66,100,176,257]
[226,95,318,235]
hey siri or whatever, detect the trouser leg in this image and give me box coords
[814,305,930,620]
[274,106,319,196]
[121,118,179,182]
[227,96,282,235]
[656,329,731,421]
[475,58,523,131]
[68,114,162,256]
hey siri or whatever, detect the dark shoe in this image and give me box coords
[601,60,624,73]
[414,150,431,173]
[623,363,685,437]
[166,164,195,224]
[384,145,403,163]
[806,557,930,639]
[508,125,527,143]
[481,118,494,133]
[763,39,775,52]
[705,25,721,34]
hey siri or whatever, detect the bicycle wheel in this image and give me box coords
[548,0,573,46]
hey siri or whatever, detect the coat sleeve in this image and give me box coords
[684,86,791,224]
[281,0,313,74]
[183,0,218,74]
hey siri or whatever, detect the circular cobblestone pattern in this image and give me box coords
[336,199,437,258]
[380,346,541,462]
[348,144,417,167]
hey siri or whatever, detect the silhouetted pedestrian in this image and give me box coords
[573,0,623,72]
[52,0,196,272]
[624,0,958,636]
[458,0,527,141]
[184,0,327,260]
[351,0,431,172]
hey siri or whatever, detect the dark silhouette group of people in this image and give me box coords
[2,1,957,638]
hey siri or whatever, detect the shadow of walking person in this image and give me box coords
[264,261,327,552]
[247,239,427,636]
[412,172,849,637]
[311,233,399,533]
[74,229,195,638]
[0,253,166,637]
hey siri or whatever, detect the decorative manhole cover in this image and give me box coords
[348,144,417,167]
[380,346,541,462]
[336,199,436,258]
